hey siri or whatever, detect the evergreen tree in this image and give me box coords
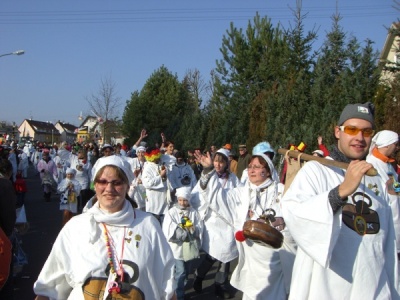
[122,66,187,147]
[173,69,206,151]
[214,13,289,149]
[267,1,317,149]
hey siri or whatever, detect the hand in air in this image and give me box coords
[193,150,213,168]
[140,129,148,139]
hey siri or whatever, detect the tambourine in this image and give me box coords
[242,219,284,249]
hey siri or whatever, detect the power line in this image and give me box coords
[0,6,396,25]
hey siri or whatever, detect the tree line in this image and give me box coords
[120,8,399,156]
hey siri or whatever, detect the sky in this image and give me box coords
[0,0,398,127]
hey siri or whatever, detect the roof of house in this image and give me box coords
[25,119,58,133]
[56,121,78,134]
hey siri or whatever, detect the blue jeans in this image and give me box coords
[175,259,192,300]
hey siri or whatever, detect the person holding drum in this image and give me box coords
[282,102,399,299]
[193,149,296,299]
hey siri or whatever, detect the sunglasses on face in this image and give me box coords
[95,179,124,187]
[339,126,375,137]
[248,164,264,170]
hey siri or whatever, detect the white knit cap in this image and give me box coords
[175,186,192,200]
[312,150,324,157]
[216,148,230,159]
[102,144,113,151]
[91,156,134,183]
[136,146,146,152]
[369,130,398,153]
[66,168,76,175]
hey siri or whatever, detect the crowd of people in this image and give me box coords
[1,102,400,299]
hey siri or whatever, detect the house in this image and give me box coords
[78,115,101,144]
[379,22,400,83]
[18,119,61,145]
[54,121,78,144]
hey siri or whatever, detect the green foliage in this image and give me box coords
[120,8,384,158]
[122,66,187,147]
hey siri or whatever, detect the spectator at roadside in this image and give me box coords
[317,135,330,157]
[228,152,238,175]
[0,158,17,299]
[236,144,251,180]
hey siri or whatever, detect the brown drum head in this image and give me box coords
[243,220,283,249]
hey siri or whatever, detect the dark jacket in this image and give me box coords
[237,152,251,180]
[0,178,16,236]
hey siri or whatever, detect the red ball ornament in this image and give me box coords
[235,230,246,242]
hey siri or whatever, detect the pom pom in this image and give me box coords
[235,230,246,242]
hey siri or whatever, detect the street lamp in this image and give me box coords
[0,50,25,58]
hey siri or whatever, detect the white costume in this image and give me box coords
[163,204,203,260]
[161,154,177,171]
[57,177,82,214]
[142,161,169,215]
[34,201,176,300]
[52,155,67,184]
[191,171,241,264]
[198,170,296,299]
[126,156,147,210]
[23,144,31,161]
[8,150,17,181]
[31,148,42,167]
[69,154,92,190]
[282,160,399,299]
[366,130,400,252]
[17,152,29,178]
[168,162,197,191]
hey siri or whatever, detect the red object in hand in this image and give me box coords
[235,230,246,242]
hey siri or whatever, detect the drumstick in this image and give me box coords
[277,149,378,176]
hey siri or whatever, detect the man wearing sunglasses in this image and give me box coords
[282,102,400,299]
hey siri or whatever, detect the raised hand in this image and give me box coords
[193,150,213,168]
[140,129,148,139]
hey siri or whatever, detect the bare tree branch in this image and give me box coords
[86,75,122,121]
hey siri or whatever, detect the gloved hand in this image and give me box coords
[174,226,188,242]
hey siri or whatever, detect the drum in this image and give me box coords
[181,175,191,185]
[243,220,283,249]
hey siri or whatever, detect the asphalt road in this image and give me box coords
[12,164,243,300]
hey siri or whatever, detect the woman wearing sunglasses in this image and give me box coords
[34,155,176,300]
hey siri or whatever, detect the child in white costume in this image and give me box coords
[57,168,81,226]
[163,186,203,300]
